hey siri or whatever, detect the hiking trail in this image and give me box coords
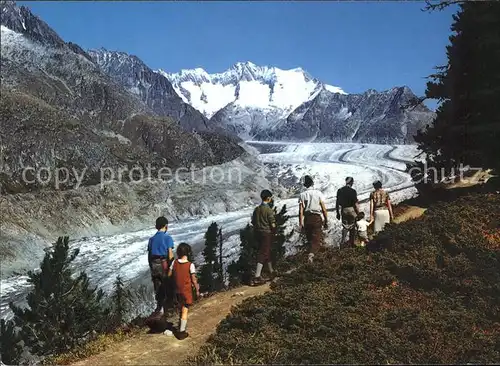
[71,284,271,366]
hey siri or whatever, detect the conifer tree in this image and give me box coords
[411,1,500,189]
[199,222,223,292]
[9,236,108,357]
[227,261,240,287]
[109,275,131,329]
[271,204,292,264]
[0,318,23,365]
[227,224,257,286]
[217,227,225,287]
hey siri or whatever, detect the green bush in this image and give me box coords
[199,222,224,293]
[192,194,500,364]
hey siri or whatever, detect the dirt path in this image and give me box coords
[445,168,493,189]
[393,205,426,224]
[71,284,270,366]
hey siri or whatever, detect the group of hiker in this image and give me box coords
[146,174,393,339]
[249,175,393,285]
[334,176,394,247]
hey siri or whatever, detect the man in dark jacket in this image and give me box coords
[336,177,359,247]
[251,189,276,285]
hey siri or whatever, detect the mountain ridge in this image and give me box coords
[257,84,434,143]
[2,0,435,147]
[160,61,346,120]
[161,62,434,143]
[87,48,212,133]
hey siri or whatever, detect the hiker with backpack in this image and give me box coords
[148,216,175,315]
[299,176,328,263]
[251,189,277,285]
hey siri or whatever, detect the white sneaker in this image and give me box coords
[308,253,314,263]
[163,329,173,336]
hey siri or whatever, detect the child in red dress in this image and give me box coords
[168,242,200,340]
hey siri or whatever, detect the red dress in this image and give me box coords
[173,260,193,306]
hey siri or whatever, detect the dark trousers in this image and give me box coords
[150,260,173,312]
[304,213,323,254]
[341,207,357,247]
[255,231,273,264]
[152,276,166,311]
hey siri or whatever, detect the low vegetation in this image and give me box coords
[192,193,500,364]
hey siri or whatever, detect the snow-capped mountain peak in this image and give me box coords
[230,61,274,81]
[160,62,346,119]
[231,60,258,72]
[324,84,347,94]
[159,67,211,85]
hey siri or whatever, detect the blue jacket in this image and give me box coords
[148,231,174,258]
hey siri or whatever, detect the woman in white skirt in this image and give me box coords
[369,180,394,234]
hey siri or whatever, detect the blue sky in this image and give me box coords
[19,1,456,107]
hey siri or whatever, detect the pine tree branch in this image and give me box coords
[61,282,78,298]
[423,0,465,12]
[400,96,428,111]
[26,323,41,342]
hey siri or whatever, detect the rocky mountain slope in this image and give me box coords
[165,64,434,143]
[0,0,244,194]
[87,48,211,133]
[253,86,435,143]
